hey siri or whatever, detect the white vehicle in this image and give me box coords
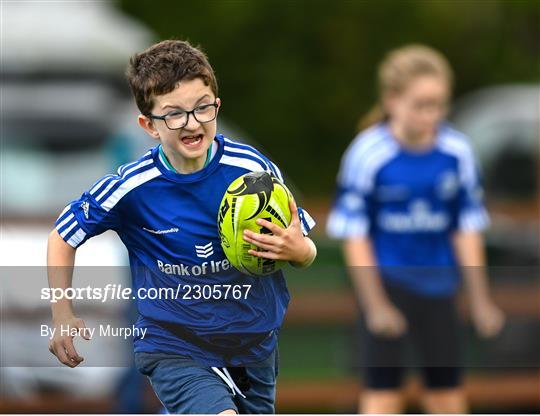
[451,84,539,265]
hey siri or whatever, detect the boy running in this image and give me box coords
[48,39,317,414]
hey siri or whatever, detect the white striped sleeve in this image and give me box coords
[440,133,490,232]
[326,146,371,239]
[100,167,161,212]
[55,204,89,248]
[297,207,316,236]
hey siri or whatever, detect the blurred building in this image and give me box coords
[1,2,158,412]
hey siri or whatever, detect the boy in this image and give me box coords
[48,39,317,414]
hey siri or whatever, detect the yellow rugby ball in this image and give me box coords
[217,171,292,275]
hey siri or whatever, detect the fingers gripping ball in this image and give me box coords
[218,171,292,276]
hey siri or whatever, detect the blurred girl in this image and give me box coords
[327,45,504,413]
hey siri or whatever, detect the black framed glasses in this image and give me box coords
[149,102,219,130]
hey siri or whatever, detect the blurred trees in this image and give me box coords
[118,0,539,196]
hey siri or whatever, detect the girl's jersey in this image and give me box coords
[55,133,315,366]
[327,122,488,296]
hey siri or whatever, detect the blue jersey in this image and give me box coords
[327,122,489,296]
[55,134,315,366]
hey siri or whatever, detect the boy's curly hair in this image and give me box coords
[126,39,218,116]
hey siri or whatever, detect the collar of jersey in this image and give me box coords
[153,134,224,183]
[382,121,443,156]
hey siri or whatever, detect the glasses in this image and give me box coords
[149,102,218,130]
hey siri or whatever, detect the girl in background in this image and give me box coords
[327,45,504,413]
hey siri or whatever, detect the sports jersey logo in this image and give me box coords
[142,227,179,235]
[195,242,214,258]
[157,258,231,276]
[378,199,449,232]
[81,201,90,219]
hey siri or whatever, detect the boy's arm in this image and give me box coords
[452,230,505,338]
[343,237,407,338]
[450,139,504,338]
[289,236,317,268]
[47,229,90,367]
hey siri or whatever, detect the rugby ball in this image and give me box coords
[217,171,292,275]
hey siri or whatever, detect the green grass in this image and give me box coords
[277,324,352,380]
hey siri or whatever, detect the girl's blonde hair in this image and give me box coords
[359,44,454,131]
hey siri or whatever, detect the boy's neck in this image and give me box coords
[159,142,213,174]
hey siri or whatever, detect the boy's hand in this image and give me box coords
[471,299,505,338]
[365,301,408,338]
[243,199,315,267]
[48,315,90,368]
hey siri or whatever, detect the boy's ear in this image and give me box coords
[138,114,160,140]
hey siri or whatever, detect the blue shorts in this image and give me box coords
[134,348,279,414]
